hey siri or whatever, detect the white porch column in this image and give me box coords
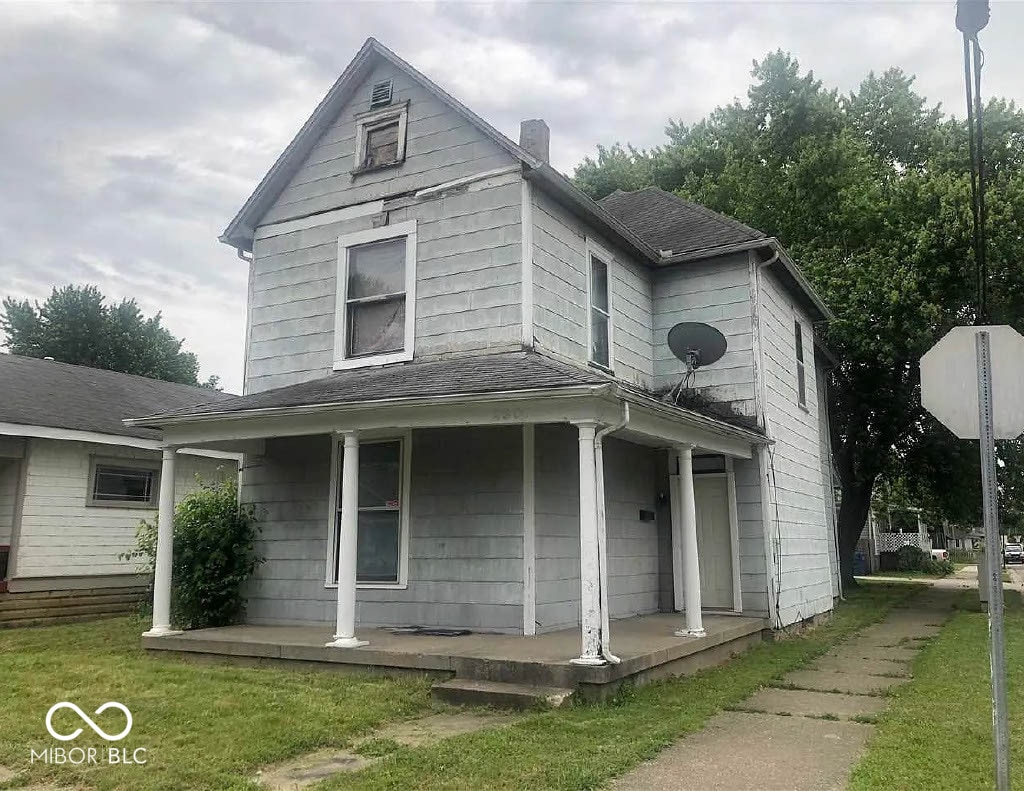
[143,446,180,636]
[571,421,605,666]
[675,444,706,637]
[327,431,368,648]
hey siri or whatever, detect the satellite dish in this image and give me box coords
[667,322,727,371]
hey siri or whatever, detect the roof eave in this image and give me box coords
[612,385,769,445]
[766,239,834,322]
[220,38,544,254]
[525,165,660,263]
[657,237,768,265]
[124,382,613,429]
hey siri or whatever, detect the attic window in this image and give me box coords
[364,122,399,168]
[369,80,393,109]
[353,102,408,174]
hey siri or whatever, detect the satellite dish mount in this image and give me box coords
[663,322,728,406]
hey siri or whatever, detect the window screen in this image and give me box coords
[589,255,611,368]
[332,440,403,585]
[90,464,157,505]
[345,238,406,358]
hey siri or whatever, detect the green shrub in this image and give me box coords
[922,558,955,576]
[896,544,928,571]
[126,479,262,629]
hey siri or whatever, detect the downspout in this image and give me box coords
[594,401,629,664]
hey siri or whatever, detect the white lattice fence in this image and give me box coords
[878,532,932,553]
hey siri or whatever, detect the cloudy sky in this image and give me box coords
[2,1,1021,393]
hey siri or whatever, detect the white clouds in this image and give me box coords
[1,1,1022,392]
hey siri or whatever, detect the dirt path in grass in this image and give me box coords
[607,587,957,791]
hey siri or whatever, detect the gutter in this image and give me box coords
[657,237,769,266]
[611,384,770,446]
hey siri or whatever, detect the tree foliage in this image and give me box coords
[1,284,219,387]
[574,52,1024,583]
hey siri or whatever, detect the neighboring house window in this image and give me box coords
[795,319,807,407]
[328,436,410,588]
[87,459,159,508]
[353,103,408,173]
[334,221,417,370]
[587,243,614,370]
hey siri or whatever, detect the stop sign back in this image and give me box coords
[920,325,1024,439]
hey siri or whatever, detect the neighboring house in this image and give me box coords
[131,38,839,692]
[0,354,238,624]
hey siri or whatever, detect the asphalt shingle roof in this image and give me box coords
[0,354,233,441]
[145,351,610,421]
[599,187,765,259]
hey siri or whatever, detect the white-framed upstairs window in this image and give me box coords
[586,240,615,371]
[794,318,808,408]
[352,101,409,174]
[326,434,411,590]
[334,220,417,370]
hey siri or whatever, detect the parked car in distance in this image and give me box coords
[1004,544,1024,564]
[930,548,949,562]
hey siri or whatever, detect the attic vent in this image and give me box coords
[370,80,393,109]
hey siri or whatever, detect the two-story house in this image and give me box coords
[132,38,839,698]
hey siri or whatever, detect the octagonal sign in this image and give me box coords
[921,325,1024,440]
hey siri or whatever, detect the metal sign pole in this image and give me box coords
[976,330,1011,790]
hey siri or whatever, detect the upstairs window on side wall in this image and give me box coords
[335,221,417,370]
[795,319,807,407]
[588,251,612,369]
[353,102,408,173]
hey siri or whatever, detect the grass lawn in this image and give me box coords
[866,569,951,580]
[2,584,918,791]
[318,582,919,791]
[0,616,432,790]
[849,591,1024,790]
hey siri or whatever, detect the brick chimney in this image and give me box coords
[519,119,550,164]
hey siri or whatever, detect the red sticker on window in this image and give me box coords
[386,500,399,508]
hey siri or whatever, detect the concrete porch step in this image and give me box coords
[431,678,574,710]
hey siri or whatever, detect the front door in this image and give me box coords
[693,475,734,609]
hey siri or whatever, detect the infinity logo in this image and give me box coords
[45,702,133,742]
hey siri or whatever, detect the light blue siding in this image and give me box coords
[653,253,757,416]
[242,427,524,632]
[757,267,833,623]
[262,60,517,225]
[530,190,654,390]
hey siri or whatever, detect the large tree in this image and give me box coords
[1,284,219,388]
[575,53,1024,584]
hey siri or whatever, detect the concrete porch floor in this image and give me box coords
[143,612,767,697]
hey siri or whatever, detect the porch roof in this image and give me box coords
[125,351,766,458]
[133,351,606,421]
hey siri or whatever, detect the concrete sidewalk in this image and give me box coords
[608,586,957,791]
